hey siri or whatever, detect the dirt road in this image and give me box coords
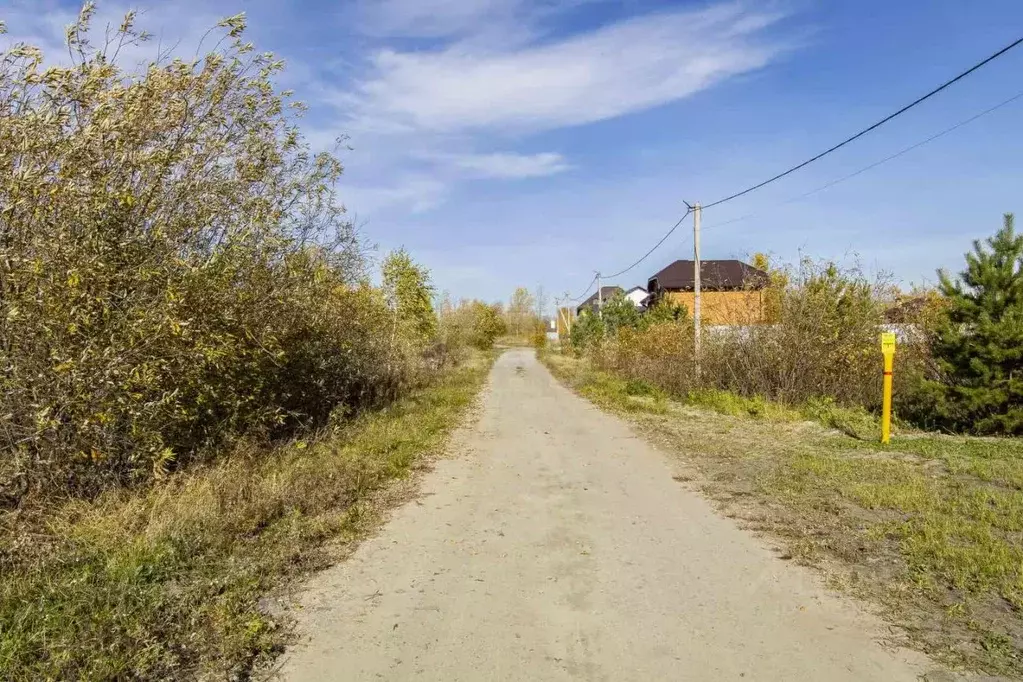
[277,349,934,681]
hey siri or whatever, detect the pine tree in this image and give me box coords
[931,213,1023,434]
[601,292,641,334]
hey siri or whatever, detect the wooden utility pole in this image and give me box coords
[561,291,572,336]
[554,295,572,339]
[693,203,702,378]
[596,272,603,318]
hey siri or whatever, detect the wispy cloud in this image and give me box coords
[353,0,521,39]
[442,151,571,178]
[342,3,792,136]
[345,176,449,215]
[5,0,795,217]
[324,2,793,212]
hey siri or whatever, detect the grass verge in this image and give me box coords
[542,349,1023,678]
[0,351,494,681]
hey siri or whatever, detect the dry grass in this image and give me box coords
[0,351,494,681]
[543,350,1023,678]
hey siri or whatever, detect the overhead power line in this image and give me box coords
[702,88,1023,234]
[567,273,599,302]
[702,35,1023,210]
[602,207,693,280]
[560,35,1023,303]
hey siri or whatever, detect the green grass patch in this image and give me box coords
[799,397,879,440]
[684,387,880,440]
[0,352,494,681]
[543,352,668,415]
[686,388,801,421]
[773,434,1023,610]
[885,435,1023,491]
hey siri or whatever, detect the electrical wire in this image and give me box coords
[560,37,1023,301]
[701,88,1023,234]
[601,207,693,280]
[566,273,599,303]
[702,35,1023,210]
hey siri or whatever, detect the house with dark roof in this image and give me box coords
[576,286,623,316]
[646,259,769,325]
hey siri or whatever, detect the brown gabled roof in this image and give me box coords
[648,260,768,291]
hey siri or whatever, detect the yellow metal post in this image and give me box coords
[880,332,896,444]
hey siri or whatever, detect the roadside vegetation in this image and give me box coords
[546,214,1023,675]
[570,258,937,428]
[568,215,1023,438]
[0,7,500,679]
[0,352,493,679]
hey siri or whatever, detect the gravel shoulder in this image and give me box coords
[276,348,938,681]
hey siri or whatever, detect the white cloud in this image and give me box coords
[4,0,796,218]
[323,1,794,212]
[445,151,571,178]
[342,3,791,135]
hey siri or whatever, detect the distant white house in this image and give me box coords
[624,286,647,309]
[575,285,649,316]
[546,317,559,343]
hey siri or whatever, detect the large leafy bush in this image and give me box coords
[0,7,419,498]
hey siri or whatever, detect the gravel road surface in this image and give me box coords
[277,348,933,681]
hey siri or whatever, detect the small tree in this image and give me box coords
[470,302,505,350]
[640,299,689,328]
[0,6,397,493]
[533,284,549,321]
[601,292,640,334]
[530,319,548,350]
[382,248,437,349]
[751,252,789,323]
[506,287,537,337]
[570,310,604,353]
[928,213,1023,434]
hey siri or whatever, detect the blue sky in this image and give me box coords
[5,0,1023,309]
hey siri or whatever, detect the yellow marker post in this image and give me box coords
[880,332,896,444]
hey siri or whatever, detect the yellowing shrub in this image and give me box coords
[584,260,934,415]
[0,9,433,500]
